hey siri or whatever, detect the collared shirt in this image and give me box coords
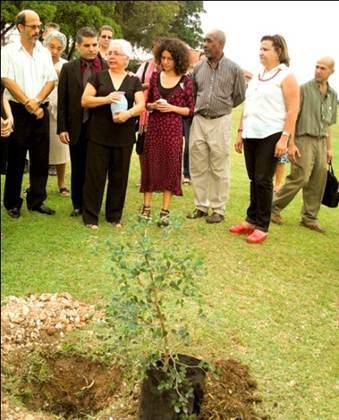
[243,64,291,139]
[295,79,337,138]
[80,57,103,75]
[192,55,246,117]
[1,40,58,102]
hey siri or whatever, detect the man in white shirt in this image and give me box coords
[1,9,57,218]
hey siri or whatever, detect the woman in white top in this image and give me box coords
[44,31,70,196]
[230,34,299,243]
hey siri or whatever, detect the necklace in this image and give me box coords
[258,68,281,82]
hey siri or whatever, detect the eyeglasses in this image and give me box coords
[107,51,126,57]
[101,35,112,39]
[24,24,42,30]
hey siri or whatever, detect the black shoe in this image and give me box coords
[186,208,208,219]
[7,207,21,219]
[30,204,55,215]
[70,208,82,217]
[205,212,224,224]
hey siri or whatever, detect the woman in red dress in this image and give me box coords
[140,38,195,227]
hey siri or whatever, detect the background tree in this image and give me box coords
[1,0,205,56]
[167,1,204,49]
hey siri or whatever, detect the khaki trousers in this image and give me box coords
[189,114,231,215]
[272,135,327,224]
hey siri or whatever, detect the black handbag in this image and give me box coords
[136,131,145,155]
[322,161,339,208]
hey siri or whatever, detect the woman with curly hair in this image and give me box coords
[139,38,195,227]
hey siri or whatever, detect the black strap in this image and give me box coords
[141,61,149,83]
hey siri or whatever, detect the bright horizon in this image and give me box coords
[201,1,339,92]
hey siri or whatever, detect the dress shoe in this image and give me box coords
[247,229,268,244]
[7,207,21,219]
[206,212,224,224]
[30,204,55,215]
[271,213,283,225]
[229,223,255,235]
[300,220,325,233]
[186,208,208,219]
[70,208,82,217]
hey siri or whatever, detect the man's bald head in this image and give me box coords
[15,9,40,27]
[315,56,335,83]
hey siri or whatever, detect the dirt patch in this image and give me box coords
[1,294,265,419]
[200,359,266,419]
[22,353,122,418]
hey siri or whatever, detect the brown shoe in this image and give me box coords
[205,212,224,224]
[271,213,283,225]
[186,208,208,219]
[300,220,325,233]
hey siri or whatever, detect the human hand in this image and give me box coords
[34,108,44,120]
[287,143,301,163]
[156,99,173,113]
[106,92,124,104]
[59,131,70,144]
[274,137,288,158]
[1,117,13,137]
[112,110,130,124]
[234,133,243,153]
[326,149,333,163]
[25,98,40,114]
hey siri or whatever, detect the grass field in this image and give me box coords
[1,106,339,419]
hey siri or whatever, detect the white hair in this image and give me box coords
[43,30,67,51]
[109,39,133,59]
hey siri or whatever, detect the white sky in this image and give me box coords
[201,1,339,92]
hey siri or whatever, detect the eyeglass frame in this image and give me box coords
[23,24,43,30]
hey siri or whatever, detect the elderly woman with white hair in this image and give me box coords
[81,39,145,229]
[44,30,70,196]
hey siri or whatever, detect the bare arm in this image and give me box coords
[81,82,124,108]
[278,74,300,161]
[326,127,333,163]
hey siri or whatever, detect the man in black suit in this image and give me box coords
[57,27,107,216]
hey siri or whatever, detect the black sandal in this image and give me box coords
[157,209,170,227]
[139,205,151,221]
[59,187,70,197]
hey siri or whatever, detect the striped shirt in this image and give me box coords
[295,79,337,139]
[192,55,246,117]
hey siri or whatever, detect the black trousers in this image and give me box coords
[82,141,134,225]
[4,101,49,210]
[243,133,280,232]
[69,124,88,210]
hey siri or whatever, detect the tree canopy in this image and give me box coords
[1,0,205,57]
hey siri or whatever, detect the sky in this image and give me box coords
[200,1,339,92]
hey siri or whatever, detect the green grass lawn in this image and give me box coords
[1,107,339,419]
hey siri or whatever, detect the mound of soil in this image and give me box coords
[200,359,265,419]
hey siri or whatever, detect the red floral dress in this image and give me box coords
[140,72,195,195]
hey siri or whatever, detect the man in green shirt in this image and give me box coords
[271,57,337,232]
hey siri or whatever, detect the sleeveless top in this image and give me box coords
[243,63,291,139]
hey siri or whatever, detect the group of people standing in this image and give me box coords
[1,8,337,243]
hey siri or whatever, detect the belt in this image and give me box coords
[198,113,225,120]
[10,100,49,109]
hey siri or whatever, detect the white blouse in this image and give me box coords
[242,63,291,139]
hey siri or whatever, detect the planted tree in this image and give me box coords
[106,220,208,419]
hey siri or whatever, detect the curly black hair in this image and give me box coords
[154,38,190,75]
